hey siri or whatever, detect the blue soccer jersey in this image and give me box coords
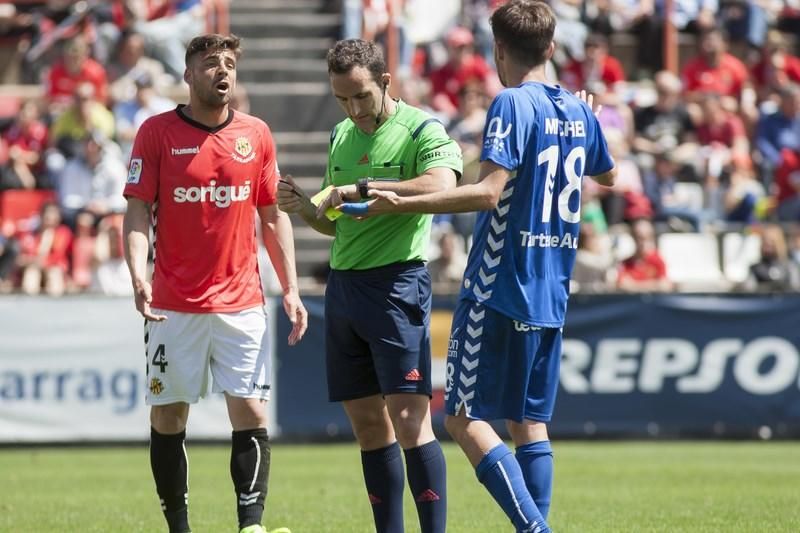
[459,82,614,327]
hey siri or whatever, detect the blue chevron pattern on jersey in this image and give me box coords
[459,81,614,327]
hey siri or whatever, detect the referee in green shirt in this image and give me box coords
[278,39,461,533]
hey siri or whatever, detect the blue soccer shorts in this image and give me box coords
[325,261,432,402]
[444,299,562,423]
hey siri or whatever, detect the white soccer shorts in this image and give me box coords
[143,305,271,405]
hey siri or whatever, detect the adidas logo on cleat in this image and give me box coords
[404,368,422,381]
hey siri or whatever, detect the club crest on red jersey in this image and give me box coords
[233,136,255,163]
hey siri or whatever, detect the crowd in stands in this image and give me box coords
[1,0,800,296]
[0,0,211,295]
[356,0,800,294]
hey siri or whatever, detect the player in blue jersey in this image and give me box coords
[340,1,617,531]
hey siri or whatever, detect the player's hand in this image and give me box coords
[364,189,402,215]
[277,174,311,214]
[315,184,357,219]
[133,279,167,322]
[282,289,307,345]
[576,89,603,117]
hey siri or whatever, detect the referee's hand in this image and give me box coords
[133,279,167,322]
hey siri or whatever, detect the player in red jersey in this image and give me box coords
[122,34,306,533]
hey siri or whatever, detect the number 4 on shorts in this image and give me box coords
[151,344,168,373]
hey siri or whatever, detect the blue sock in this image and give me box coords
[476,444,549,533]
[516,440,554,520]
[404,440,447,533]
[361,442,405,533]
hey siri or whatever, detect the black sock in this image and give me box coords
[361,442,405,533]
[231,428,270,529]
[150,427,190,533]
[404,440,447,533]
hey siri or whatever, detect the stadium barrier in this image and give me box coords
[2,294,799,443]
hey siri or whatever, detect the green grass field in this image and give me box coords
[1,441,798,532]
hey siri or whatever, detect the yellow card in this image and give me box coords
[310,185,344,221]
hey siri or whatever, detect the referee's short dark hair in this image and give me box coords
[327,39,386,84]
[491,0,555,69]
[185,34,242,67]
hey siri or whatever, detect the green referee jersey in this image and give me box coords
[324,99,463,270]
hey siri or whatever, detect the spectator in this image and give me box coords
[0,132,35,191]
[706,154,764,224]
[754,84,800,177]
[681,26,750,103]
[696,92,750,172]
[50,82,115,156]
[750,29,800,100]
[45,35,109,109]
[107,30,173,105]
[560,33,626,93]
[70,210,97,291]
[743,224,800,291]
[773,147,800,221]
[633,70,697,161]
[632,0,718,75]
[428,26,499,120]
[549,0,589,64]
[90,216,133,296]
[114,73,175,160]
[2,99,50,189]
[447,80,488,181]
[643,151,707,231]
[427,229,467,288]
[593,81,635,143]
[617,218,673,292]
[571,222,614,293]
[17,202,73,296]
[0,220,19,293]
[132,0,207,78]
[720,0,771,49]
[601,129,652,225]
[56,132,127,227]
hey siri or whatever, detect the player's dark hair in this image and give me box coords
[490,0,555,68]
[185,34,242,67]
[327,39,386,84]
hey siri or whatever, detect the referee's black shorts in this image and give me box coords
[324,260,432,402]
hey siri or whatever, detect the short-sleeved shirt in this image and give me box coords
[46,59,109,105]
[429,55,493,109]
[325,100,462,270]
[681,54,749,98]
[123,105,279,313]
[460,82,614,327]
[618,251,668,282]
[560,55,626,92]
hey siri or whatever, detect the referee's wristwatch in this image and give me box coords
[357,177,373,199]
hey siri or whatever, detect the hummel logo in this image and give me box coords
[171,146,199,156]
[405,368,422,381]
[416,489,440,502]
[368,493,382,505]
[358,153,369,164]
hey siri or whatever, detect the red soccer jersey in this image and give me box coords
[123,106,279,313]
